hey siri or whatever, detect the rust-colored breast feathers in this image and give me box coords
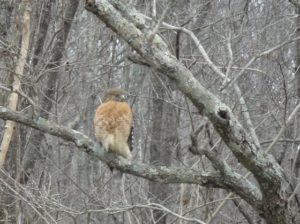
[94,100,133,160]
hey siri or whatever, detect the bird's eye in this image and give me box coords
[120,94,126,100]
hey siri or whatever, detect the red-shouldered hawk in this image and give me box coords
[94,88,133,168]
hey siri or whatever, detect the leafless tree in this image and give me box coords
[1,0,300,223]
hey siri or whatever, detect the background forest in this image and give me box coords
[1,0,300,223]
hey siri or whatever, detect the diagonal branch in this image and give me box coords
[85,0,284,191]
[84,2,291,222]
[147,1,171,44]
[108,1,261,151]
[189,139,262,210]
[0,107,230,185]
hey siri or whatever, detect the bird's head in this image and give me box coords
[103,88,127,102]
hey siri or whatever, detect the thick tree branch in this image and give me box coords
[84,1,289,222]
[141,13,261,152]
[192,148,262,210]
[85,0,283,192]
[0,106,248,191]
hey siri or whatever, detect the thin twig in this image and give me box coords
[222,33,233,86]
[148,1,172,45]
[265,103,300,153]
[223,34,300,90]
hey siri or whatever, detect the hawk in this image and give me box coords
[94,88,133,170]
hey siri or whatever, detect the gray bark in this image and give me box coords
[148,75,177,224]
[1,1,298,223]
[31,0,53,68]
[293,5,300,178]
[22,0,79,182]
[0,105,262,204]
[85,1,291,223]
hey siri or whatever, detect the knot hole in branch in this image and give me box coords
[218,109,229,120]
[85,0,95,7]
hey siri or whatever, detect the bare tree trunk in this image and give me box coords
[21,0,79,183]
[294,7,300,177]
[0,0,31,168]
[31,0,53,68]
[0,1,14,107]
[14,127,21,223]
[148,75,178,224]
